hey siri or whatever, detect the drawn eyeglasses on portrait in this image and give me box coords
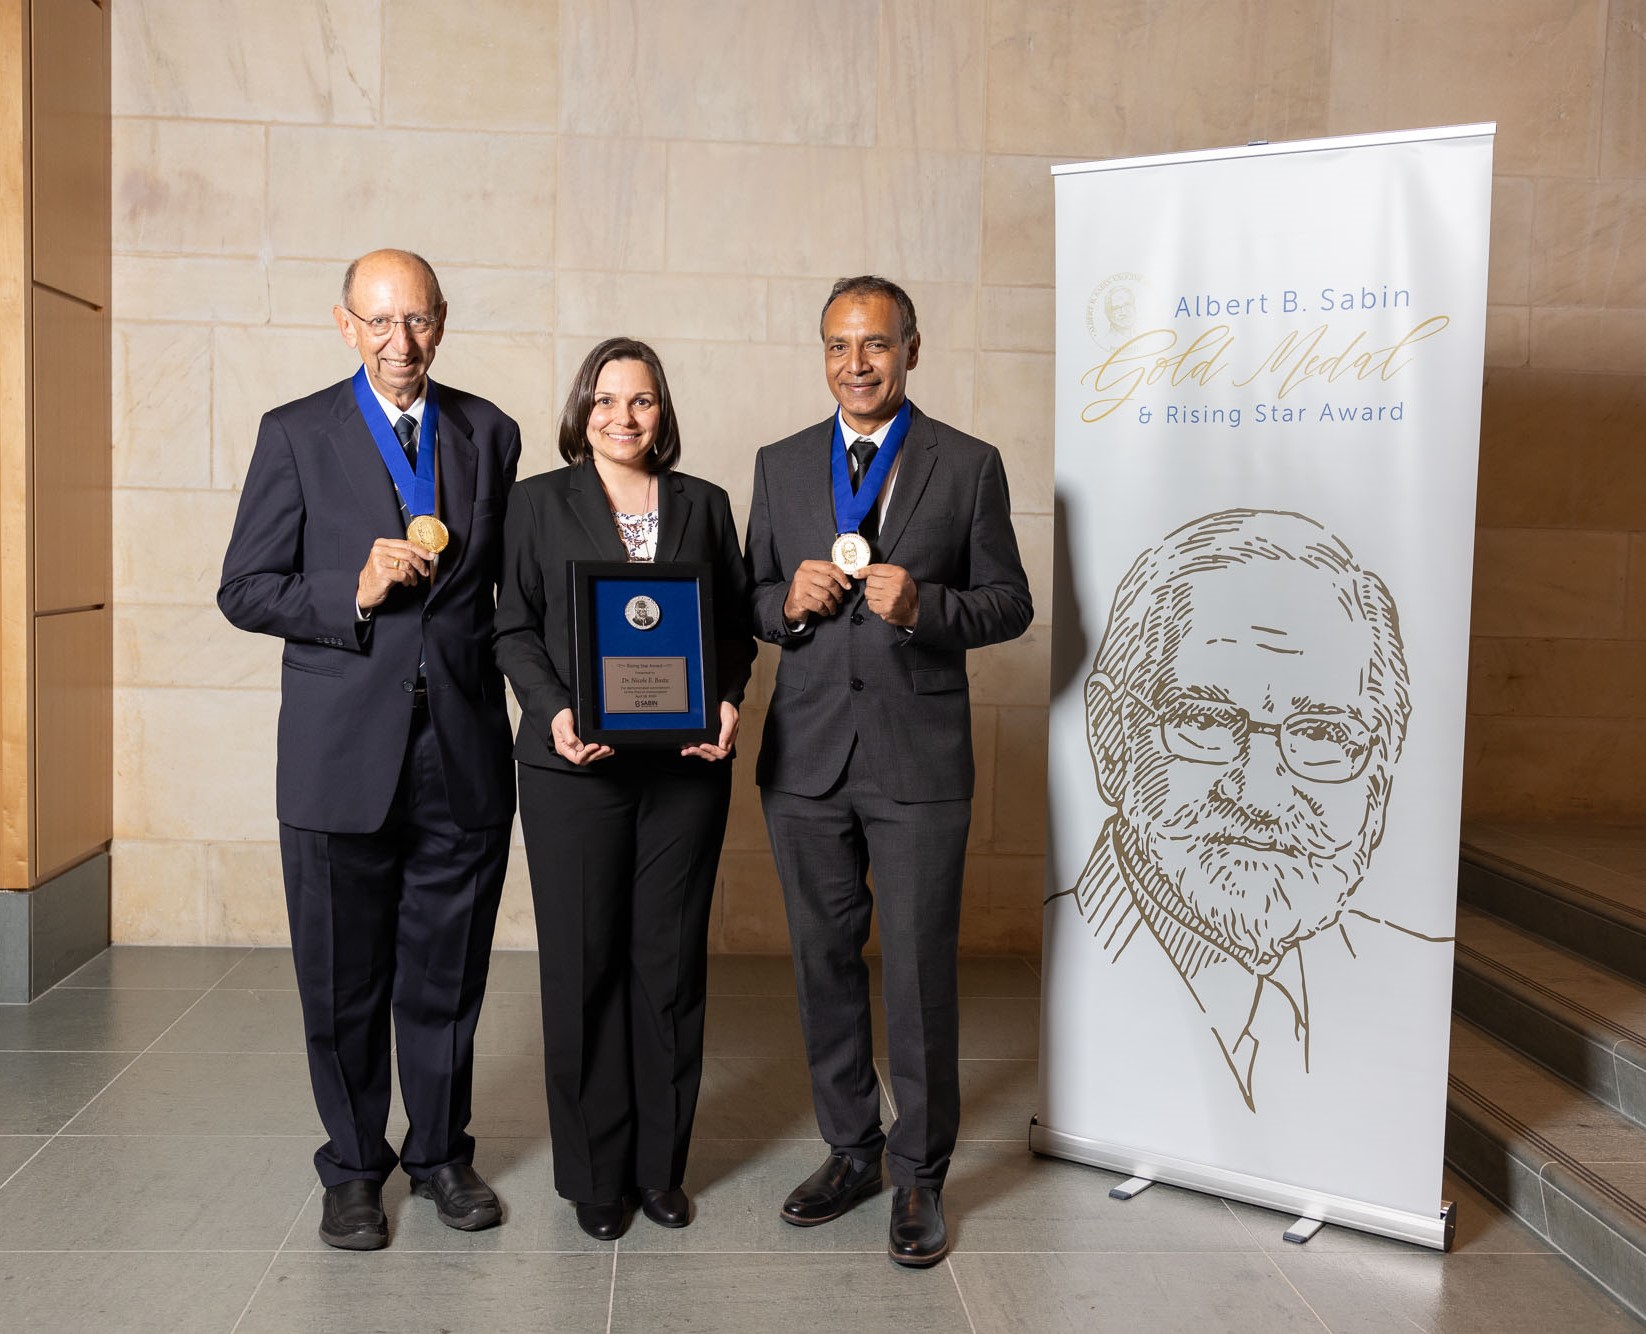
[1124,686,1378,783]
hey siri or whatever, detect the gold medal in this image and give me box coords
[406,514,450,554]
[830,532,869,577]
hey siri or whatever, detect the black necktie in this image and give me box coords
[850,438,880,545]
[394,413,418,471]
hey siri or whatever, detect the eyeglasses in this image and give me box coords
[1126,686,1377,784]
[344,307,440,337]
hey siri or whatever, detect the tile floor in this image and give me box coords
[2,946,1641,1332]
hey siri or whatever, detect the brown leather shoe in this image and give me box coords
[319,1179,388,1251]
[411,1163,501,1231]
[781,1152,883,1227]
[888,1186,948,1267]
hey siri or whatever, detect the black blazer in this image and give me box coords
[744,405,1032,803]
[218,378,521,833]
[494,463,756,773]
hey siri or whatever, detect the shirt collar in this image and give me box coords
[368,382,426,427]
[835,406,898,449]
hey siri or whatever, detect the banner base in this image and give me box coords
[1029,1119,1456,1251]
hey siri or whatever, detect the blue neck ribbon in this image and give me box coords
[831,399,912,536]
[352,365,440,517]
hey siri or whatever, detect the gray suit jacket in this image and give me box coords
[745,405,1032,803]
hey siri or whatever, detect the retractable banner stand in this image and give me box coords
[1036,125,1495,1249]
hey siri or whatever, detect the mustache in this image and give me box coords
[1154,792,1353,859]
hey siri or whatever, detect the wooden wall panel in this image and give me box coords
[33,606,110,879]
[32,286,108,612]
[1,0,30,888]
[29,0,106,306]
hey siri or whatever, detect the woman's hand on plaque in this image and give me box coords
[551,707,614,766]
[682,702,740,761]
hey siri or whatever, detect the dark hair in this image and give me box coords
[340,249,445,309]
[819,275,919,344]
[557,338,681,472]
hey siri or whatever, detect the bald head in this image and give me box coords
[340,249,444,310]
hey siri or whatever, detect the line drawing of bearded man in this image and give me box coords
[1049,507,1424,1110]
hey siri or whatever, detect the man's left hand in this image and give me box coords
[863,564,919,627]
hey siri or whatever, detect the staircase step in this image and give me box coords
[1447,1016,1646,1320]
[1454,903,1646,1130]
[1459,842,1646,988]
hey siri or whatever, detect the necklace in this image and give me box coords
[604,470,658,563]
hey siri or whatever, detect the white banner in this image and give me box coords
[1036,125,1494,1248]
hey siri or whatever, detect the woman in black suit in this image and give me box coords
[494,338,755,1239]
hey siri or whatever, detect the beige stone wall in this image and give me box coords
[109,0,1646,951]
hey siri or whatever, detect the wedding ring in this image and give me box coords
[391,557,400,569]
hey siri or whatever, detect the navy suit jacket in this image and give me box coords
[744,405,1033,803]
[493,463,756,774]
[218,377,520,833]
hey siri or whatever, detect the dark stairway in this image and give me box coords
[1447,824,1646,1320]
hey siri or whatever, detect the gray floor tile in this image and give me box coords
[472,990,544,1055]
[955,1057,1038,1141]
[707,953,797,996]
[704,993,807,1057]
[283,1136,611,1254]
[0,988,202,1052]
[0,1052,135,1134]
[150,989,306,1054]
[694,1057,835,1140]
[483,949,542,994]
[952,1252,1324,1334]
[620,1138,891,1254]
[942,1140,1259,1252]
[69,1052,322,1135]
[0,1134,315,1250]
[218,948,297,990]
[1272,1249,1645,1332]
[611,1253,971,1334]
[1228,1169,1553,1257]
[238,1252,614,1333]
[467,1050,550,1136]
[0,1136,46,1181]
[954,955,1043,997]
[0,1252,273,1334]
[58,946,250,990]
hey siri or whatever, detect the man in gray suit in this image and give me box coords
[745,275,1033,1266]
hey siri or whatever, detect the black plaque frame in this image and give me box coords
[568,560,719,748]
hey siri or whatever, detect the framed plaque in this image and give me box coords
[568,560,719,748]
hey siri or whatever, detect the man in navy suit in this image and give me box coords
[219,249,519,1250]
[745,276,1033,1266]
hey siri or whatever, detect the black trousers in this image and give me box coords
[518,757,732,1202]
[279,705,511,1188]
[762,741,971,1188]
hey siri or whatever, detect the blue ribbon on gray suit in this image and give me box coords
[351,365,440,517]
[831,398,911,536]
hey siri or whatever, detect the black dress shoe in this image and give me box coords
[574,1198,630,1240]
[781,1151,883,1227]
[639,1186,692,1228]
[888,1186,948,1267]
[411,1163,502,1231]
[319,1179,388,1251]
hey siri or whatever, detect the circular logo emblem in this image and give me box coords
[624,595,661,630]
[1085,272,1152,352]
